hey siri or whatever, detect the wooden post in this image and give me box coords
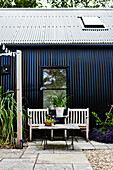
[16,50,22,148]
[86,108,89,142]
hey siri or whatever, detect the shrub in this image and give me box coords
[90,126,113,143]
[90,111,113,143]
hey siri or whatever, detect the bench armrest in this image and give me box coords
[64,115,69,124]
[65,115,69,118]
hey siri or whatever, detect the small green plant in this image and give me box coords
[48,92,70,107]
[104,112,113,126]
[91,112,103,126]
[92,111,113,127]
[44,115,57,124]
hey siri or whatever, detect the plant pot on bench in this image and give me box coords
[56,107,65,117]
[48,92,70,117]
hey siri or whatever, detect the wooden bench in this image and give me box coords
[28,108,49,141]
[64,108,89,141]
[28,108,89,142]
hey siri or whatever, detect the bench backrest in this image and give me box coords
[67,108,89,126]
[28,108,49,126]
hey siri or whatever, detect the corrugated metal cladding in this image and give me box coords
[21,46,113,118]
[0,46,113,127]
[0,52,16,96]
[0,9,113,44]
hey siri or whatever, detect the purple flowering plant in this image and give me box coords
[90,111,113,143]
[90,126,113,143]
[44,115,59,124]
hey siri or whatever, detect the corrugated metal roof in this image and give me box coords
[0,8,113,45]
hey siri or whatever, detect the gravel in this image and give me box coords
[84,149,113,170]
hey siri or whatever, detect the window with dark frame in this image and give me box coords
[42,68,67,109]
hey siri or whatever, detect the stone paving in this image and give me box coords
[0,137,113,170]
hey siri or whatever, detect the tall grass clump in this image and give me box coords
[0,86,27,148]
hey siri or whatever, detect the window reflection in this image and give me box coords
[43,90,66,109]
[43,69,66,89]
[43,69,67,108]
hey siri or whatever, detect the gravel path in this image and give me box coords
[84,149,113,170]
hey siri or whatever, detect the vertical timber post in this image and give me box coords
[17,50,22,148]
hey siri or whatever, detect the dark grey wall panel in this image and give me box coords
[21,47,113,117]
[0,54,16,95]
[0,46,113,127]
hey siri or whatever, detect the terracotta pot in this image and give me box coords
[44,122,52,126]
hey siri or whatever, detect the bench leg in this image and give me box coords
[51,129,53,140]
[30,127,32,141]
[65,138,68,150]
[64,130,67,139]
[86,129,88,142]
[81,129,88,142]
[71,136,74,150]
[44,130,47,150]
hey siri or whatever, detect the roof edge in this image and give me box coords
[0,8,113,11]
[4,44,113,48]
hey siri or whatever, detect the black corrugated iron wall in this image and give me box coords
[22,46,112,116]
[0,46,113,126]
[0,54,16,95]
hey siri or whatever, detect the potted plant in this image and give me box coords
[44,115,58,126]
[48,92,70,117]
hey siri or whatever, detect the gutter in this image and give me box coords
[4,43,113,49]
[0,8,113,11]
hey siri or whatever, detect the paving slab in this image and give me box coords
[74,143,95,150]
[94,145,109,149]
[35,141,70,150]
[44,140,69,145]
[77,139,88,143]
[0,159,35,170]
[24,148,54,154]
[27,145,37,149]
[21,153,38,158]
[27,142,36,146]
[54,150,82,153]
[36,140,81,150]
[0,149,24,153]
[106,144,113,149]
[90,140,107,145]
[73,163,93,170]
[0,149,24,159]
[40,140,72,148]
[53,144,82,152]
[37,153,89,164]
[34,163,73,170]
[34,141,43,145]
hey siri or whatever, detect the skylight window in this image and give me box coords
[78,16,108,31]
[81,17,105,28]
